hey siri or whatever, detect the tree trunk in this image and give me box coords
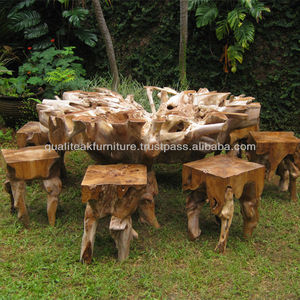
[179,0,188,88]
[92,0,120,91]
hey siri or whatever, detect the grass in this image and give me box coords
[0,149,299,299]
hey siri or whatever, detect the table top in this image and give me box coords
[81,164,147,186]
[1,145,59,164]
[183,155,264,179]
[249,131,300,144]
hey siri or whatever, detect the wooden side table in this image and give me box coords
[80,164,160,263]
[182,155,265,253]
[247,131,300,201]
[1,146,62,227]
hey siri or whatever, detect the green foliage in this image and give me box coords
[18,46,88,97]
[190,0,270,72]
[6,0,97,49]
[0,128,13,143]
[195,2,218,27]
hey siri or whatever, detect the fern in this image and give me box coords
[195,3,218,27]
[8,10,41,31]
[234,20,255,48]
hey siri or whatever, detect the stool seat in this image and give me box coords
[16,121,48,148]
[1,146,62,227]
[80,164,159,263]
[247,131,300,201]
[182,155,265,253]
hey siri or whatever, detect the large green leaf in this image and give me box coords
[8,10,41,31]
[188,0,211,11]
[234,20,255,48]
[227,8,246,30]
[62,8,89,27]
[74,29,98,47]
[249,1,270,21]
[216,19,229,40]
[7,0,36,16]
[24,23,48,39]
[195,3,218,27]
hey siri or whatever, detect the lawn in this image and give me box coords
[0,149,299,299]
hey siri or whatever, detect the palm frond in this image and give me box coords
[195,3,218,27]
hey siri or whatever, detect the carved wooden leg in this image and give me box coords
[287,160,299,202]
[215,187,234,253]
[10,179,29,228]
[58,150,67,179]
[4,179,15,214]
[239,182,259,238]
[276,160,289,192]
[43,176,62,226]
[186,188,206,241]
[109,216,137,262]
[80,203,98,264]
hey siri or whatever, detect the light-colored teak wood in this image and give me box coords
[37,87,261,165]
[247,131,300,202]
[1,146,62,227]
[16,121,49,148]
[182,155,265,252]
[80,164,159,263]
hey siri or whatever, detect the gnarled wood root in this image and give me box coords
[109,216,138,262]
[214,187,234,253]
[186,188,206,240]
[43,176,62,226]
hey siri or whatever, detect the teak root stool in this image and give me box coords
[247,131,300,202]
[80,164,160,263]
[16,121,49,148]
[1,146,62,227]
[182,155,265,253]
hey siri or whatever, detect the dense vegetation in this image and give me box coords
[1,0,299,133]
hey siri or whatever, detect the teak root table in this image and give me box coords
[1,146,62,227]
[182,155,265,253]
[80,164,160,263]
[247,131,300,202]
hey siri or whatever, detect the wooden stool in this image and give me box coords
[247,131,300,202]
[1,146,62,227]
[182,155,265,253]
[80,164,160,263]
[16,121,49,148]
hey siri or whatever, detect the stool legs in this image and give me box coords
[186,189,206,241]
[239,183,259,238]
[215,187,234,253]
[43,176,62,226]
[110,216,138,262]
[10,179,29,228]
[80,203,98,264]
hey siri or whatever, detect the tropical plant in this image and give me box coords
[189,0,270,72]
[92,0,120,91]
[6,0,98,50]
[18,46,88,97]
